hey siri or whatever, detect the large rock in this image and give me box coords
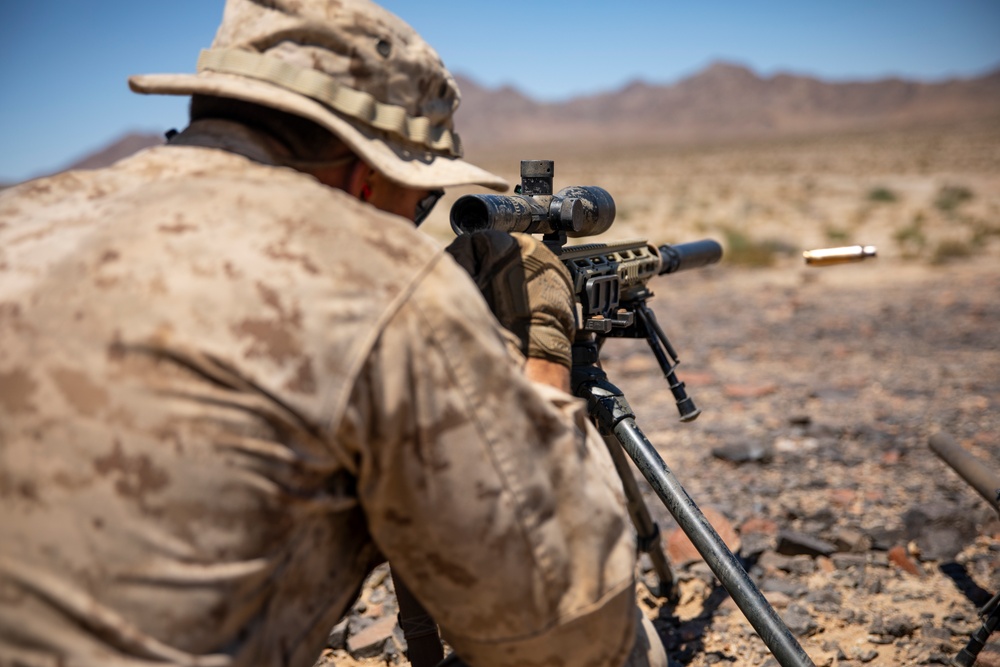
[666,507,741,567]
[775,530,836,558]
[347,615,398,660]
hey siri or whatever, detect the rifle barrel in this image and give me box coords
[929,433,1000,515]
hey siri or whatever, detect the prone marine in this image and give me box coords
[0,2,666,666]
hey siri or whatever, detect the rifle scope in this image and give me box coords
[450,160,616,239]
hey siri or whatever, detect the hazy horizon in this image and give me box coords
[2,0,998,183]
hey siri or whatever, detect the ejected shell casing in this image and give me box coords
[803,245,877,266]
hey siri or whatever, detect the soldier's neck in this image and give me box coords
[168,119,291,166]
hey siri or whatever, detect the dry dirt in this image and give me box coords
[320,122,1000,667]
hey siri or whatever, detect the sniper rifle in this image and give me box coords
[429,159,816,667]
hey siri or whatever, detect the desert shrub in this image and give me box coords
[931,239,974,264]
[824,226,851,243]
[970,218,1000,246]
[720,226,794,267]
[894,215,927,259]
[934,185,974,213]
[867,186,898,203]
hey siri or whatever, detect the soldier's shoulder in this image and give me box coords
[0,145,444,283]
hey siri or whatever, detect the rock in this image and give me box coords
[852,647,879,663]
[783,555,818,575]
[723,383,778,399]
[838,608,860,623]
[677,576,712,606]
[740,516,780,536]
[327,618,349,650]
[866,525,904,551]
[805,588,842,611]
[828,526,872,553]
[888,545,925,576]
[870,613,918,638]
[942,614,977,636]
[863,575,884,595]
[820,640,842,653]
[775,530,837,558]
[977,642,1000,667]
[740,531,774,558]
[831,553,867,570]
[368,564,390,588]
[739,516,779,557]
[347,615,398,659]
[369,586,390,605]
[757,551,794,574]
[920,625,952,644]
[710,441,773,464]
[827,488,857,508]
[782,604,818,637]
[666,507,741,566]
[774,436,820,454]
[348,615,373,634]
[867,552,890,568]
[880,449,902,465]
[799,508,837,536]
[902,506,979,561]
[759,577,808,598]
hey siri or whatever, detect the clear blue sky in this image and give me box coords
[2,1,998,183]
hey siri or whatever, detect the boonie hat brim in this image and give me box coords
[130,71,509,192]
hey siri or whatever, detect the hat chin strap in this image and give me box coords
[197,48,464,158]
[281,154,357,171]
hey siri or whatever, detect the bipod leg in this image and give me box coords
[391,567,445,667]
[953,590,1000,667]
[599,429,677,601]
[575,368,815,667]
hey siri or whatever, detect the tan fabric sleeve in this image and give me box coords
[337,253,638,667]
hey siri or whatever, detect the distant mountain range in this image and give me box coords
[4,61,998,188]
[452,60,1000,152]
[0,132,166,190]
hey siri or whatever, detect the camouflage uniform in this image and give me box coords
[0,134,641,665]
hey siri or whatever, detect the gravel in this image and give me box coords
[317,256,999,667]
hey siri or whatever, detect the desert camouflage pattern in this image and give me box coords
[0,137,639,666]
[129,0,508,194]
[210,0,462,132]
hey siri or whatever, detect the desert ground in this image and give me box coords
[318,120,1000,667]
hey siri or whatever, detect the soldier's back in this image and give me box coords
[0,144,442,666]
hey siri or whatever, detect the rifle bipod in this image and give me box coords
[572,357,816,667]
[953,590,999,667]
[601,423,678,602]
[392,568,446,667]
[928,433,1000,666]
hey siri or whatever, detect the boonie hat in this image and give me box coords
[129,0,508,192]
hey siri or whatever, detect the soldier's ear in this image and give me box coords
[348,161,376,202]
